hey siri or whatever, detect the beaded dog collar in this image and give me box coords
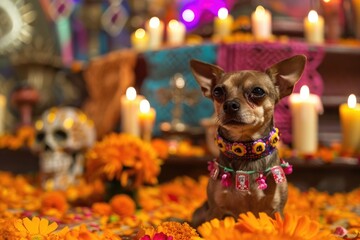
[215,127,280,161]
[208,158,293,190]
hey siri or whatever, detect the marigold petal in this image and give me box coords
[274,212,284,234]
[303,220,320,239]
[39,218,58,235]
[223,217,236,228]
[259,212,276,233]
[283,213,297,236]
[238,212,259,232]
[197,221,213,237]
[14,219,27,232]
[23,217,39,234]
[292,215,310,237]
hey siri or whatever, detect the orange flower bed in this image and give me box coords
[85,133,162,189]
[0,171,359,239]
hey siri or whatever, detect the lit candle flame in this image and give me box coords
[217,7,229,19]
[323,0,331,3]
[308,10,319,23]
[140,99,151,113]
[348,94,357,108]
[168,20,179,29]
[300,85,310,100]
[134,28,146,39]
[255,5,266,16]
[149,17,160,28]
[126,87,137,101]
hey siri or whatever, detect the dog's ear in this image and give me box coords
[266,55,307,99]
[190,59,225,98]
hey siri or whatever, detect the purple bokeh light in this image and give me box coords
[179,0,235,30]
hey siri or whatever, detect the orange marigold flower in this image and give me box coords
[151,138,169,159]
[0,126,35,149]
[156,221,198,240]
[92,202,112,216]
[197,217,242,240]
[63,224,98,240]
[0,218,19,240]
[41,191,68,217]
[236,212,337,240]
[86,133,162,189]
[141,221,198,240]
[110,194,136,217]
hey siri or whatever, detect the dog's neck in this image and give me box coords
[215,126,280,162]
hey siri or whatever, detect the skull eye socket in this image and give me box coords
[35,131,45,143]
[53,129,68,142]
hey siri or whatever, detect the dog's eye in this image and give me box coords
[212,86,226,101]
[251,87,265,97]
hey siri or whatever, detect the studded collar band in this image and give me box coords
[215,127,280,161]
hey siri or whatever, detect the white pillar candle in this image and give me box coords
[339,94,360,155]
[120,87,143,137]
[139,99,156,142]
[0,95,6,135]
[304,10,324,44]
[131,28,149,52]
[167,19,186,46]
[251,5,272,40]
[214,7,234,39]
[146,17,164,50]
[289,85,323,155]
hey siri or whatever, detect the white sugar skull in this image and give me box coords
[33,107,96,190]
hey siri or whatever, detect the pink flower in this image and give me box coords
[140,236,151,240]
[140,233,173,240]
[154,232,173,240]
[334,226,347,237]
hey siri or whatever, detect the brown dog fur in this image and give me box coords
[190,55,307,227]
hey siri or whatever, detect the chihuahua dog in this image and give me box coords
[190,55,306,227]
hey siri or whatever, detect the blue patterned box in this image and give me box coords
[140,44,217,136]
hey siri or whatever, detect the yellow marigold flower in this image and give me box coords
[14,217,59,239]
[252,141,266,154]
[110,194,136,217]
[231,143,246,157]
[197,217,243,240]
[269,128,280,147]
[215,137,226,152]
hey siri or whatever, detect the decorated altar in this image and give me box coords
[1,0,360,239]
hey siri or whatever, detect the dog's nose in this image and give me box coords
[223,100,240,113]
